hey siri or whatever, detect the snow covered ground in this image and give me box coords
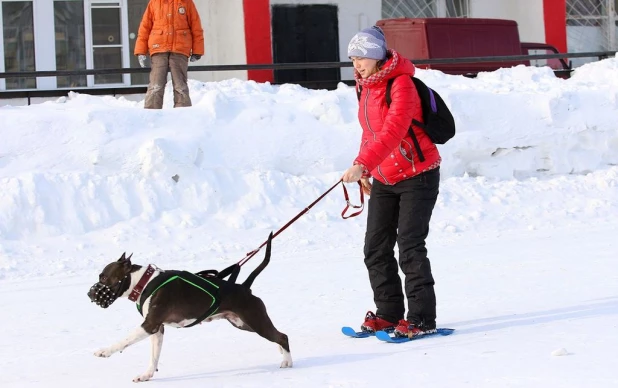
[1,55,617,387]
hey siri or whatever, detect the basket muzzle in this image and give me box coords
[88,282,119,308]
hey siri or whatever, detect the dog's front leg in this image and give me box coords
[133,326,164,383]
[94,325,151,358]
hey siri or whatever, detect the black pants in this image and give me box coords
[363,167,440,326]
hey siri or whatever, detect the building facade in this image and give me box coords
[0,0,268,91]
[0,0,615,92]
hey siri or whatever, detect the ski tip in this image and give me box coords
[375,330,408,343]
[375,330,391,340]
[437,328,455,336]
[341,326,371,338]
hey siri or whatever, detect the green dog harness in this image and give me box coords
[136,270,221,327]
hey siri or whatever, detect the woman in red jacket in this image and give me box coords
[342,26,441,338]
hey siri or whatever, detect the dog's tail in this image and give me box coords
[242,231,273,289]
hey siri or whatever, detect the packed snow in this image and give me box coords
[0,55,617,387]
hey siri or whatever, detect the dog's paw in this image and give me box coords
[279,346,293,368]
[93,348,113,358]
[133,371,154,383]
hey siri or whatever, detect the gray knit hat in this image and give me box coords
[347,26,387,60]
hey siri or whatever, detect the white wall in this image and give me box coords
[269,0,382,80]
[471,0,546,43]
[193,0,383,82]
[192,0,247,82]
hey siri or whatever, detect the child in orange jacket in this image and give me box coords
[134,0,204,109]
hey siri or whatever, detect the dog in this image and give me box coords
[87,232,291,382]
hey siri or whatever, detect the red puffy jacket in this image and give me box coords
[354,55,441,185]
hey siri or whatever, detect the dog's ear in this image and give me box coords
[118,252,133,263]
[120,253,133,271]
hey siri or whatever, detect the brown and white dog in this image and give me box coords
[87,233,291,382]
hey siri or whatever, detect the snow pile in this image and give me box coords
[1,58,616,243]
[0,56,617,388]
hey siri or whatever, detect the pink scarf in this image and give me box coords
[354,49,400,88]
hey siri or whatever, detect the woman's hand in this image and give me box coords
[342,165,364,183]
[360,177,372,195]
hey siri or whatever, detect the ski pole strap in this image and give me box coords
[341,181,364,219]
[237,180,344,267]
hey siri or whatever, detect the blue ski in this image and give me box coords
[341,326,395,338]
[375,328,455,343]
[341,326,374,338]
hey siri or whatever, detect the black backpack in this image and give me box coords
[356,76,455,162]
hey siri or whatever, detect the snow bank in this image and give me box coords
[0,57,617,243]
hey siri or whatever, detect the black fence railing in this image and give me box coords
[1,50,615,105]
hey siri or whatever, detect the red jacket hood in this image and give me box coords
[385,51,416,80]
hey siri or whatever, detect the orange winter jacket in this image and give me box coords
[134,0,204,58]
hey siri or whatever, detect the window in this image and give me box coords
[91,3,122,84]
[567,0,607,26]
[55,0,87,88]
[445,0,469,17]
[383,0,435,18]
[2,1,36,89]
[382,0,469,19]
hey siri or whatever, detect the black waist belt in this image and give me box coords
[136,270,221,327]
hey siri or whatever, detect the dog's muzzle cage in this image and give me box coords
[89,275,128,308]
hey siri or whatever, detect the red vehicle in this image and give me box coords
[375,17,571,78]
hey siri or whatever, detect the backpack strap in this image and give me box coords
[385,79,394,107]
[385,76,425,162]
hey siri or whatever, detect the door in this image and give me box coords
[271,4,340,84]
[128,0,149,85]
[90,1,123,84]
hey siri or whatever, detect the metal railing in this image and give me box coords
[1,50,615,104]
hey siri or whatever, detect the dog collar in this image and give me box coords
[128,265,156,302]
